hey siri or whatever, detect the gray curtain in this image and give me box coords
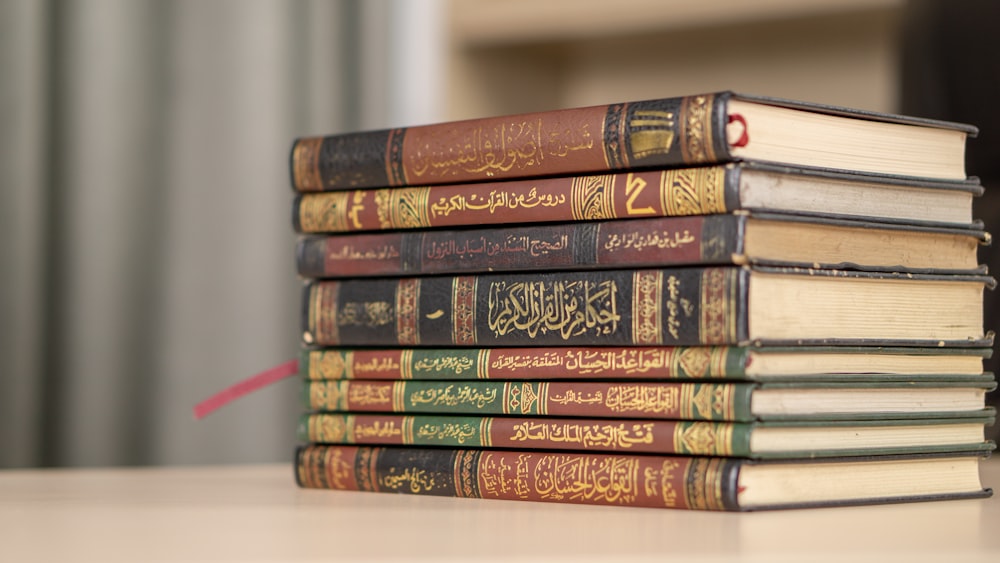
[0,0,443,467]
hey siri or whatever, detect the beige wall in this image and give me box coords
[446,0,904,119]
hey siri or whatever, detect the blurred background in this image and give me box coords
[1,0,996,468]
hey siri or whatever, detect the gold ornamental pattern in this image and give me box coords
[312,413,348,443]
[632,271,664,345]
[308,283,340,345]
[679,94,718,164]
[308,349,348,380]
[378,187,433,229]
[452,277,478,345]
[700,268,737,344]
[676,421,732,456]
[684,458,727,511]
[570,174,617,221]
[674,347,712,378]
[299,192,349,232]
[661,166,727,217]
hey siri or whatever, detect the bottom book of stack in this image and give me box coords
[293,345,995,511]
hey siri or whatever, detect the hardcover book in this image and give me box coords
[299,412,996,458]
[303,379,995,421]
[300,266,994,348]
[290,92,976,191]
[294,163,983,233]
[299,346,991,382]
[296,213,988,278]
[295,445,992,511]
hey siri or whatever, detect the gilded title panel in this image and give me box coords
[487,279,620,340]
[628,110,676,160]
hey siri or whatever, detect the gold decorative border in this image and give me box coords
[478,349,491,379]
[400,350,413,380]
[309,349,348,380]
[684,458,726,510]
[679,94,717,164]
[571,174,616,221]
[700,269,735,344]
[358,447,376,492]
[396,279,420,345]
[456,450,479,498]
[661,166,727,217]
[392,381,406,412]
[387,187,432,229]
[452,276,478,345]
[292,137,323,191]
[632,271,663,345]
[312,283,340,345]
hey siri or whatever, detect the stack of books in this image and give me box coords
[288,92,995,511]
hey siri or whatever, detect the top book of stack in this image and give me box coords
[290,91,977,192]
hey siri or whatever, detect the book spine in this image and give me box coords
[303,380,756,421]
[300,267,749,347]
[295,444,743,511]
[293,165,739,233]
[290,93,732,191]
[296,214,744,278]
[299,413,754,457]
[300,346,753,381]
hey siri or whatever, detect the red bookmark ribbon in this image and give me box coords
[193,359,300,419]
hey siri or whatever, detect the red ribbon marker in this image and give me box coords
[728,113,750,147]
[193,359,300,419]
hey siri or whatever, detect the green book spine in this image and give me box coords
[299,346,752,381]
[301,266,749,347]
[303,380,757,421]
[299,413,753,457]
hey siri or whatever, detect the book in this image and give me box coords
[293,163,983,233]
[289,92,976,191]
[303,379,995,421]
[299,346,991,382]
[300,266,993,348]
[295,213,988,278]
[299,412,996,458]
[294,445,992,511]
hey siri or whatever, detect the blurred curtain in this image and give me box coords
[0,0,444,467]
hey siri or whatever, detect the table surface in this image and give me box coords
[1,457,998,563]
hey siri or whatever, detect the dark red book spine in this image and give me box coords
[295,445,742,510]
[301,267,749,347]
[290,93,731,191]
[296,214,743,278]
[292,165,739,233]
[296,215,746,278]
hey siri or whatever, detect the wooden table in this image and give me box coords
[1,458,997,562]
